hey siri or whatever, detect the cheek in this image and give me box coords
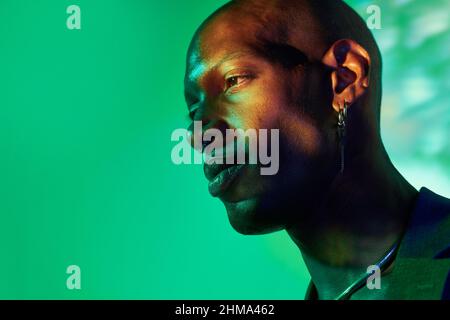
[279,110,322,157]
[225,78,288,130]
[223,73,323,157]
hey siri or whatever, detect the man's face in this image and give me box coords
[184,10,336,234]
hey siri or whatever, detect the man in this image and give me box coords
[183,0,450,299]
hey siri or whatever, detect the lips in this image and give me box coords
[204,162,245,197]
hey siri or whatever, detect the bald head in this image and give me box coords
[188,0,382,119]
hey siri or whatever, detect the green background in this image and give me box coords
[0,0,448,299]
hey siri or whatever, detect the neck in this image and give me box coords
[286,148,418,299]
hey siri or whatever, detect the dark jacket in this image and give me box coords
[305,187,450,300]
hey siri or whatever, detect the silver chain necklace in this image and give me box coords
[335,241,400,300]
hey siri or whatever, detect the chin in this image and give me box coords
[222,197,285,235]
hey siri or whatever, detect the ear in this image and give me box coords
[322,39,371,112]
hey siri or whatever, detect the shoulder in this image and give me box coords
[400,187,450,259]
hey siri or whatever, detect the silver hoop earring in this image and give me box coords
[337,102,348,174]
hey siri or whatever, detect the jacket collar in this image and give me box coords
[396,187,450,260]
[305,187,450,300]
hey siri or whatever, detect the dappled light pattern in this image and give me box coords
[348,0,449,196]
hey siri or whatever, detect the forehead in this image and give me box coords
[185,9,265,77]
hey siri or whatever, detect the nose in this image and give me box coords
[187,119,229,152]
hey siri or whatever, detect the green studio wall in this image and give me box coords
[0,0,448,299]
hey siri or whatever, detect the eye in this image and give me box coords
[224,74,251,92]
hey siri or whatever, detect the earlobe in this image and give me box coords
[322,39,371,112]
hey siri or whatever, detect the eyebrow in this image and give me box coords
[186,50,255,82]
[184,50,257,106]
